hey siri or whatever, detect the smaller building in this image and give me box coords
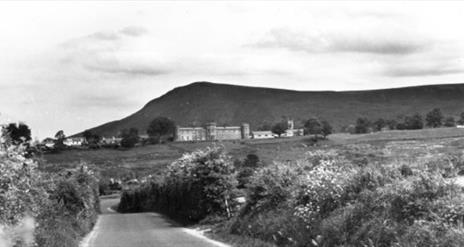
[101,136,122,145]
[252,131,276,139]
[63,137,85,147]
[42,138,55,148]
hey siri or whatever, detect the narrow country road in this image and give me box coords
[82,196,229,247]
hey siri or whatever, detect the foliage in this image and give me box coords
[271,122,287,137]
[119,147,238,222]
[236,154,261,189]
[227,148,464,247]
[320,120,332,138]
[120,128,139,148]
[82,130,101,147]
[304,118,322,136]
[4,123,31,144]
[53,130,67,151]
[0,130,100,247]
[457,112,464,125]
[147,116,176,144]
[355,117,371,134]
[426,108,444,128]
[373,118,386,131]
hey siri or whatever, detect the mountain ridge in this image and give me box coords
[81,81,464,137]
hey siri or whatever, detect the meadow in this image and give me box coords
[42,127,464,180]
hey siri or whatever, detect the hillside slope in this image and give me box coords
[84,81,464,136]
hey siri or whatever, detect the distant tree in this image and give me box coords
[82,130,101,146]
[147,117,176,144]
[425,108,444,128]
[404,113,424,130]
[386,119,397,130]
[120,128,139,148]
[373,118,386,132]
[444,116,456,127]
[304,118,322,137]
[83,130,93,143]
[271,122,287,137]
[457,112,464,125]
[321,120,333,138]
[5,122,31,144]
[54,130,67,150]
[346,124,356,134]
[355,117,371,134]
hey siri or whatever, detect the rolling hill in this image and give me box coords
[83,81,464,137]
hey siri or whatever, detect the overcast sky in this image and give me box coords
[1,1,464,139]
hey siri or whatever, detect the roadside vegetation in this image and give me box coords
[0,129,100,247]
[119,135,464,246]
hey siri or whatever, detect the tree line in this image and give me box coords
[349,108,464,134]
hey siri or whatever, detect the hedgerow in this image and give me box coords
[117,143,464,246]
[229,150,464,246]
[119,146,237,222]
[0,130,100,247]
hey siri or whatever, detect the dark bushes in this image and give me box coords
[118,147,238,223]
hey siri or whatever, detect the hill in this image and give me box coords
[83,81,464,137]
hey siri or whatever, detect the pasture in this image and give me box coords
[41,127,464,179]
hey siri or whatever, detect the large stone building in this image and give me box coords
[175,122,250,141]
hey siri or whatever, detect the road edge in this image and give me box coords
[182,228,231,247]
[79,217,100,247]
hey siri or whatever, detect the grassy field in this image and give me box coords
[41,127,464,179]
[329,127,464,143]
[40,137,314,178]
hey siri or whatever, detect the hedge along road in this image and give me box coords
[80,196,230,247]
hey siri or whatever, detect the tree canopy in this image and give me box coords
[5,122,31,144]
[425,108,444,128]
[271,122,287,137]
[147,116,176,143]
[304,118,322,136]
[120,128,139,148]
[355,118,371,134]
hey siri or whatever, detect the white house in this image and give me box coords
[63,137,85,147]
[252,131,276,139]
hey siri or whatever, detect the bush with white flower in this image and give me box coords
[293,158,351,225]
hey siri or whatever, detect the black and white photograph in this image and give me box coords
[2,1,464,246]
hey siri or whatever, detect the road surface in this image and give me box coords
[82,196,229,247]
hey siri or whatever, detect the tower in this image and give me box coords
[241,123,250,139]
[287,119,294,130]
[205,122,217,141]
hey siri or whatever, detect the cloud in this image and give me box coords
[84,62,169,76]
[71,94,139,109]
[61,26,148,48]
[58,27,169,77]
[250,28,427,55]
[120,26,148,37]
[383,65,464,77]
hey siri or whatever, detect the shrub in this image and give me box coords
[1,130,99,247]
[119,147,238,222]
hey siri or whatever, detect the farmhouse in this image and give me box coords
[63,137,85,147]
[251,120,304,139]
[251,131,276,139]
[175,122,250,141]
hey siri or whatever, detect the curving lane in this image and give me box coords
[82,196,228,247]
